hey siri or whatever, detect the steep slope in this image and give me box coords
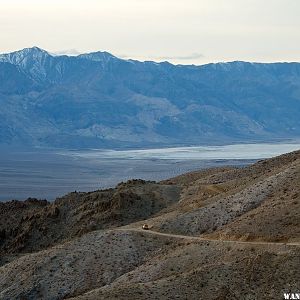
[70,237,299,300]
[0,47,300,148]
[0,180,180,262]
[0,150,299,299]
[1,228,299,300]
[0,62,38,94]
[141,150,300,241]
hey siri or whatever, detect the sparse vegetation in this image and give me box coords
[0,150,299,299]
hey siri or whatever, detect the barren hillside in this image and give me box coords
[0,150,299,299]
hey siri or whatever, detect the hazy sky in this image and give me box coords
[1,0,300,64]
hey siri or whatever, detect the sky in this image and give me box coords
[0,0,299,65]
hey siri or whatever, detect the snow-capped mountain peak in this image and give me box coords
[0,47,51,64]
[0,47,121,82]
[0,47,55,82]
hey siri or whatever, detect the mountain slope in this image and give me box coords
[0,180,180,258]
[0,150,299,299]
[0,47,300,148]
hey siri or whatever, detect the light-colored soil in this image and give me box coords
[70,232,300,300]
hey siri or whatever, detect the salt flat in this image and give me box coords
[0,142,299,201]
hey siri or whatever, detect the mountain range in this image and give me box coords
[1,47,300,148]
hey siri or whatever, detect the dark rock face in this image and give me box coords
[0,47,300,148]
[0,180,180,258]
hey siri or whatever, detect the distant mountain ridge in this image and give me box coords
[0,47,300,148]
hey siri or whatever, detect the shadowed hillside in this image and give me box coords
[0,180,180,260]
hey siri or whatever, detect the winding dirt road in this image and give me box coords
[117,228,300,247]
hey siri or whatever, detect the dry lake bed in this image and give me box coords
[1,142,299,201]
